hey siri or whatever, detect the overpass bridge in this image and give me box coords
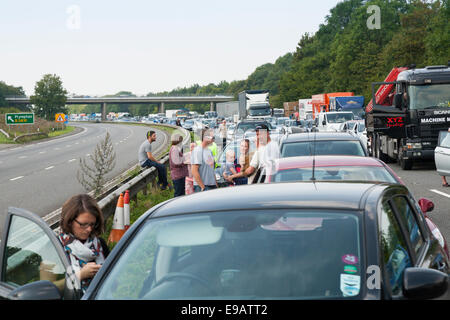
[5,95,235,120]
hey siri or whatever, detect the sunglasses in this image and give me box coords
[74,219,98,229]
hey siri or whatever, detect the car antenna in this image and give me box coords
[307,128,316,182]
[311,129,317,182]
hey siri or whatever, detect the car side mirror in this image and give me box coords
[418,198,434,215]
[7,280,62,300]
[394,93,403,109]
[403,267,448,300]
[322,120,326,126]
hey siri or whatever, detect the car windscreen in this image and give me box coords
[357,123,365,132]
[326,113,354,123]
[281,140,366,157]
[93,210,363,300]
[272,166,397,183]
[236,122,273,133]
[408,84,450,110]
[248,108,271,116]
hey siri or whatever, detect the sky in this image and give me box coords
[0,0,342,96]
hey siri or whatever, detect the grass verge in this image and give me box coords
[101,173,175,250]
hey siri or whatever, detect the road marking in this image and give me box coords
[430,189,450,199]
[10,176,24,181]
[39,151,46,154]
[86,154,90,157]
[54,147,61,150]
[68,158,77,163]
[18,156,27,159]
[45,166,55,170]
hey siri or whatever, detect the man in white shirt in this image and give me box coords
[245,124,280,183]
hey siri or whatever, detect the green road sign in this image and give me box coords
[5,113,34,125]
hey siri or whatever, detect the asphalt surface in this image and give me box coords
[0,122,168,232]
[386,160,450,244]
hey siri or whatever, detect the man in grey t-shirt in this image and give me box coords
[191,128,218,192]
[138,130,168,189]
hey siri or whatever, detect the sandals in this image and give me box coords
[443,183,449,187]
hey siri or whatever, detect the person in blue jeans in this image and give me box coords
[192,128,218,192]
[138,130,169,189]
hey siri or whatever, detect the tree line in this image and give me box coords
[1,0,448,117]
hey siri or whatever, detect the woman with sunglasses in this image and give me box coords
[58,194,109,293]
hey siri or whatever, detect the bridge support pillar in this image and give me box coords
[101,102,107,121]
[210,101,215,112]
[160,102,165,114]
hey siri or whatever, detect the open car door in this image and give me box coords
[0,207,81,300]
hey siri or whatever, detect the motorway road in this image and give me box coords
[387,160,450,244]
[0,122,168,231]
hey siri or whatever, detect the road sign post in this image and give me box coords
[5,113,35,125]
[55,113,66,130]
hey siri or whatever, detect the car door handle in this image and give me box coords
[433,257,447,271]
[437,260,447,271]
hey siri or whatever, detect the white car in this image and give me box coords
[316,112,354,132]
[340,120,367,147]
[435,130,450,181]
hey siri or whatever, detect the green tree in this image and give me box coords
[77,131,116,197]
[0,81,26,111]
[424,0,450,65]
[30,74,68,121]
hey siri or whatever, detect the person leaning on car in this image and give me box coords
[244,124,280,183]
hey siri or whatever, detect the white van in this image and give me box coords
[316,111,354,132]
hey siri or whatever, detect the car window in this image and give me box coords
[94,211,363,299]
[272,166,397,183]
[3,215,66,292]
[391,196,425,256]
[380,201,412,296]
[281,140,366,157]
[439,131,450,148]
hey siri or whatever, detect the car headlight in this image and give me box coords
[406,142,422,149]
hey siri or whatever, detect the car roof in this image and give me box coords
[150,181,390,218]
[273,155,384,170]
[281,132,361,143]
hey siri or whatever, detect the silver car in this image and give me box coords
[435,130,450,178]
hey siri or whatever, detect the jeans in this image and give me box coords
[193,185,217,193]
[173,177,186,197]
[142,159,168,188]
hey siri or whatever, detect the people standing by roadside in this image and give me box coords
[222,149,237,186]
[219,120,227,149]
[138,130,169,190]
[192,128,218,192]
[184,142,197,195]
[244,124,280,183]
[58,194,108,294]
[169,134,189,197]
[224,138,254,185]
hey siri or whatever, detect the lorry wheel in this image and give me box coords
[398,146,413,170]
[375,135,389,163]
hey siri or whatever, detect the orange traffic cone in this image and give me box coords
[107,193,125,244]
[124,190,130,231]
